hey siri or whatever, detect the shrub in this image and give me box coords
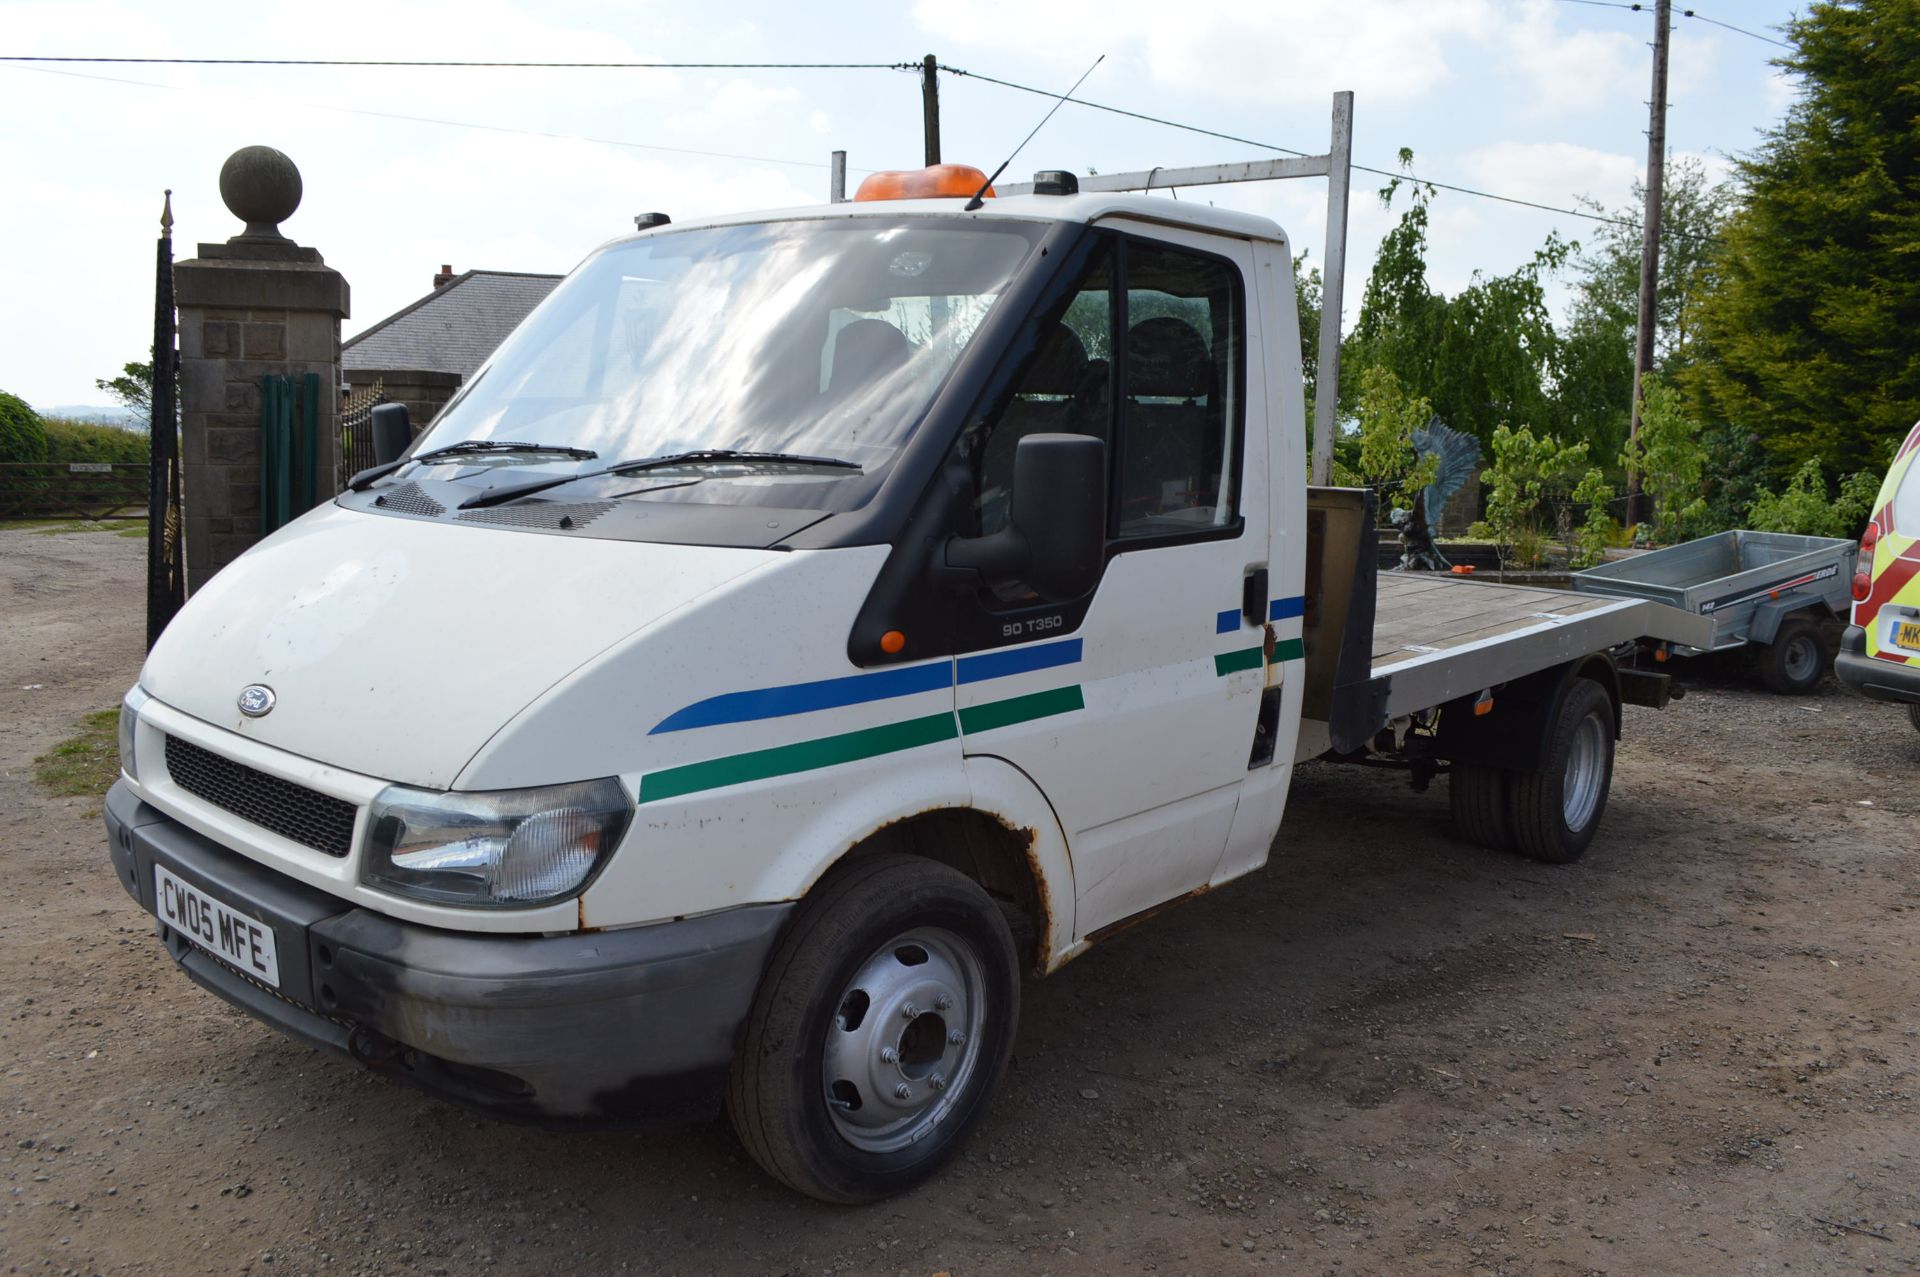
[0,391,47,463]
[41,416,149,464]
[1748,459,1849,537]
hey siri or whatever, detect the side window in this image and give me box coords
[974,252,1113,539]
[1117,242,1242,539]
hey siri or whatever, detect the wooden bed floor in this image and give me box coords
[1371,572,1619,672]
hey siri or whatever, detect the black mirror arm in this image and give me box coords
[933,528,1029,595]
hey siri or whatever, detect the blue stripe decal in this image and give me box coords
[957,638,1083,684]
[651,661,952,734]
[1215,608,1241,634]
[1269,595,1306,621]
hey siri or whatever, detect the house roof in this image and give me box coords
[343,270,561,377]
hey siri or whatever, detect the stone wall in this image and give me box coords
[343,367,462,435]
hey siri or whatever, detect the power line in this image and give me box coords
[1681,10,1793,49]
[0,54,916,69]
[940,64,1720,241]
[3,63,859,171]
[1550,0,1794,50]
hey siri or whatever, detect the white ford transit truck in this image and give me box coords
[105,166,1707,1202]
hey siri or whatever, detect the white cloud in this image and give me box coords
[1456,139,1640,209]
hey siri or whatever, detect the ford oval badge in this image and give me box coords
[238,684,276,718]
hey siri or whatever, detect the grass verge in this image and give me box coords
[34,709,122,799]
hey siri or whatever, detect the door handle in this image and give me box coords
[1243,566,1268,627]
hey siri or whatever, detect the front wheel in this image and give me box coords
[727,854,1019,1203]
[1506,677,1616,864]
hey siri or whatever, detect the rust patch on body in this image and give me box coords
[1012,822,1054,976]
[1082,884,1211,948]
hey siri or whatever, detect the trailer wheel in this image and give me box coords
[1449,764,1512,851]
[727,854,1018,1204]
[1758,617,1829,694]
[1506,678,1615,864]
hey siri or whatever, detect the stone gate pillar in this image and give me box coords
[174,146,349,592]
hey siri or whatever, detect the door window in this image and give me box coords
[959,234,1244,607]
[1116,242,1242,540]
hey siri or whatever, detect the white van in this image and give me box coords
[107,170,1703,1202]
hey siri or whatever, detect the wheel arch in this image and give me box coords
[775,756,1073,978]
[1430,651,1621,772]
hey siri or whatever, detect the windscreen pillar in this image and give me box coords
[174,146,350,592]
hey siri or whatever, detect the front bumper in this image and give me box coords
[104,780,791,1125]
[1835,625,1920,705]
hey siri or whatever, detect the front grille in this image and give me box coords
[163,735,358,857]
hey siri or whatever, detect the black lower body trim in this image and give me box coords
[104,780,792,1126]
[1836,625,1920,705]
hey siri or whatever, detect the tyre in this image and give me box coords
[1449,763,1512,851]
[1759,617,1829,694]
[1507,677,1615,864]
[727,854,1019,1204]
[1909,702,1920,733]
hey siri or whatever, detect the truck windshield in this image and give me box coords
[415,217,1045,511]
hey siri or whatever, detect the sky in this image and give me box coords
[0,0,1806,411]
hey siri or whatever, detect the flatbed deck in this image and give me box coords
[1368,572,1712,718]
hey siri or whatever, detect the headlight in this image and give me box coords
[118,686,150,781]
[362,778,633,908]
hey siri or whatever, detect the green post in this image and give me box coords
[301,372,321,514]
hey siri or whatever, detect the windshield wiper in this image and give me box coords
[346,440,599,492]
[414,440,599,462]
[457,449,860,510]
[604,449,861,475]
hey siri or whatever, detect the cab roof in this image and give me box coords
[605,192,1292,254]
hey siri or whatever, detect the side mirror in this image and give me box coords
[370,403,412,466]
[943,433,1105,603]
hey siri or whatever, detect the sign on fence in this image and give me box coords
[68,462,114,474]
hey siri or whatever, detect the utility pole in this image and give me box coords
[921,54,941,166]
[1627,0,1671,531]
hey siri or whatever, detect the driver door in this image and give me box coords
[949,225,1271,940]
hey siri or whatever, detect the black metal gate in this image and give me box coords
[338,380,385,489]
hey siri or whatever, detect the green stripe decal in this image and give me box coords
[958,685,1085,734]
[640,711,958,804]
[1214,637,1306,676]
[1214,646,1264,676]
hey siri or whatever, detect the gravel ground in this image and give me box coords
[3,525,1918,1276]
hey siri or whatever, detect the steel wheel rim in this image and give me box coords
[1783,635,1819,684]
[822,926,987,1154]
[1563,711,1608,832]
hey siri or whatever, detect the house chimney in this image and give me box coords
[433,264,455,289]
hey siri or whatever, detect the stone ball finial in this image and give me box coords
[219,146,303,242]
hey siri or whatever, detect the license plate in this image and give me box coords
[1895,620,1920,653]
[153,864,280,987]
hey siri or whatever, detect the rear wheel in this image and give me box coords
[1449,763,1512,851]
[1507,678,1615,864]
[727,854,1019,1204]
[1759,617,1829,694]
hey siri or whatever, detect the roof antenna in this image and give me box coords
[963,54,1105,211]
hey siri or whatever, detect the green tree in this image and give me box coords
[1620,375,1710,543]
[0,390,47,463]
[1294,250,1322,412]
[95,359,155,426]
[1476,423,1592,569]
[1559,160,1735,463]
[1343,154,1573,450]
[1686,0,1920,476]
